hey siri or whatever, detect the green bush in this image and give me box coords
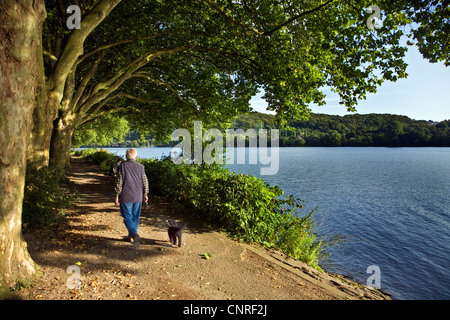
[75,148,124,169]
[73,148,96,157]
[23,164,78,230]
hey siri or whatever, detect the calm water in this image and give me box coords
[102,147,450,300]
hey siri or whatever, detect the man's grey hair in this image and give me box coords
[126,148,138,160]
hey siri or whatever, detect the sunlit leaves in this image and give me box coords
[72,114,130,147]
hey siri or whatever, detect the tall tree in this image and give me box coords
[0,0,46,297]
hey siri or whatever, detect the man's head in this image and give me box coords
[126,148,138,160]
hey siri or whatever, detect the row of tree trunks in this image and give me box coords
[0,0,122,297]
[0,0,46,297]
[26,0,123,169]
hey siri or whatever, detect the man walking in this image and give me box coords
[114,148,149,245]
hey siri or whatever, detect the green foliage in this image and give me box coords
[140,156,324,269]
[291,114,450,147]
[75,130,156,148]
[396,0,450,66]
[203,253,212,260]
[72,114,130,148]
[11,279,32,292]
[231,112,277,131]
[23,164,78,230]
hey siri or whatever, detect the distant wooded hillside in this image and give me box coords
[229,112,450,147]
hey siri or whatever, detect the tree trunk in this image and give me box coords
[0,0,45,297]
[49,111,77,168]
[27,41,58,168]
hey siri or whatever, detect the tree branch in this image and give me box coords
[75,29,192,68]
[77,44,199,123]
[74,39,134,67]
[202,0,264,35]
[79,105,139,126]
[73,52,105,111]
[120,93,161,105]
[86,92,123,120]
[79,71,132,115]
[48,0,122,95]
[87,45,187,98]
[203,0,335,37]
[130,72,194,109]
[263,0,335,36]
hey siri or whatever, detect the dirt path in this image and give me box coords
[19,156,389,300]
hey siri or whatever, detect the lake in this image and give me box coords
[100,147,450,300]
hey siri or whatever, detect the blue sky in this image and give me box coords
[250,45,450,122]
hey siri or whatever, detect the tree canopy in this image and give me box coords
[42,0,449,164]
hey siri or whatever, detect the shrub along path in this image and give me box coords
[19,156,389,300]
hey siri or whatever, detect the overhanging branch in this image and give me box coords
[202,0,335,37]
[263,0,335,36]
[120,93,161,105]
[73,52,106,111]
[48,0,122,93]
[202,0,264,35]
[75,29,192,68]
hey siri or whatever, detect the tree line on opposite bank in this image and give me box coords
[76,112,450,148]
[231,112,450,147]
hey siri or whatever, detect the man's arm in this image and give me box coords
[143,172,149,203]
